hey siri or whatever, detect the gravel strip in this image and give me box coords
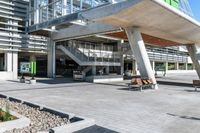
[0,98,69,133]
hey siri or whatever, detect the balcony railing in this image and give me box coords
[28,0,110,26]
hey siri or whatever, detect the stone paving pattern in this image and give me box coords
[0,71,200,133]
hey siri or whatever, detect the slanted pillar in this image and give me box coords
[92,66,96,75]
[125,27,158,89]
[186,44,200,78]
[47,39,56,78]
[132,60,137,75]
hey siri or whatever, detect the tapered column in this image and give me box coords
[132,60,137,75]
[186,44,200,78]
[125,27,158,89]
[47,39,56,78]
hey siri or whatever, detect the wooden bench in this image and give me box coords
[193,80,200,91]
[128,78,156,91]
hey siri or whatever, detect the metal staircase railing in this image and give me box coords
[57,44,121,66]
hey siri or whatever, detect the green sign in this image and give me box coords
[31,61,36,75]
[163,0,179,9]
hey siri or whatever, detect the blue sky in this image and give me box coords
[188,0,200,21]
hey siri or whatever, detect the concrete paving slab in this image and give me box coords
[0,72,200,133]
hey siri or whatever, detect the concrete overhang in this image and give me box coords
[81,0,200,45]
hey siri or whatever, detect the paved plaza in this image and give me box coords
[0,71,200,133]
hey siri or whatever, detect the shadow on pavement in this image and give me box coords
[74,125,119,133]
[167,113,200,121]
[0,83,94,93]
[184,90,200,92]
[157,81,192,87]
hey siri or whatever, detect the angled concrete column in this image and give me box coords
[47,39,56,78]
[132,60,137,75]
[125,27,157,89]
[186,44,200,78]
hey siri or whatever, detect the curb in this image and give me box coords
[0,94,95,133]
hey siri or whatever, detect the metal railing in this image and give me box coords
[58,39,120,64]
[123,44,188,63]
[28,0,109,26]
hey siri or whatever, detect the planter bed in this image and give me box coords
[0,109,16,122]
[0,94,95,133]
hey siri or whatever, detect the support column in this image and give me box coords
[105,66,109,75]
[185,63,188,70]
[125,27,158,89]
[92,66,96,76]
[118,40,124,75]
[12,52,18,79]
[5,52,12,72]
[132,60,137,75]
[62,0,68,15]
[5,52,18,79]
[165,62,168,72]
[186,44,200,78]
[175,62,179,70]
[151,61,155,72]
[47,39,56,78]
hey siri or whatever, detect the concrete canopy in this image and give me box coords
[81,0,200,45]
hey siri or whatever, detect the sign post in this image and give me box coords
[31,61,36,80]
[20,62,31,83]
[20,61,37,83]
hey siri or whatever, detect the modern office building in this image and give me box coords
[0,0,200,86]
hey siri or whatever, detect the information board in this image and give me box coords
[20,62,31,74]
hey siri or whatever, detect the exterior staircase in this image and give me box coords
[57,45,121,66]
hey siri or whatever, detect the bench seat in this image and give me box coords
[128,78,156,91]
[193,80,200,91]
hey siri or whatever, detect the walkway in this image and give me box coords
[0,72,200,133]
